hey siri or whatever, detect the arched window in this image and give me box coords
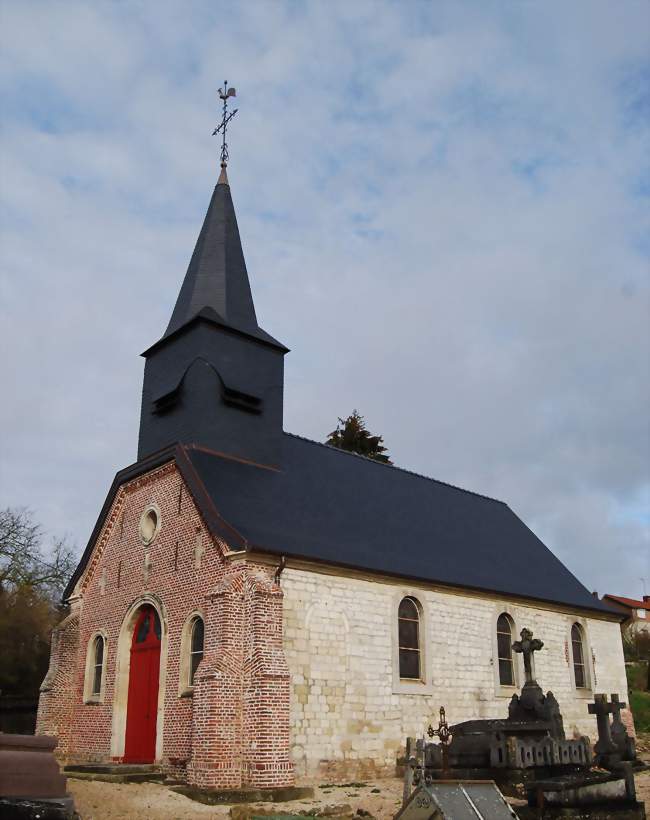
[90,635,104,698]
[189,617,204,686]
[496,613,515,686]
[398,597,421,680]
[571,623,587,689]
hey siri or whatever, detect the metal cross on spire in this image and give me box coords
[212,81,238,167]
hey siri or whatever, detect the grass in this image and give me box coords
[630,689,650,732]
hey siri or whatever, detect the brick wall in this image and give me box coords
[36,460,294,789]
[281,567,630,783]
[36,609,80,754]
[187,563,294,789]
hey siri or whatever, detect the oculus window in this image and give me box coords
[139,506,161,546]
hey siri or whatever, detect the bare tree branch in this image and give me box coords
[0,507,77,600]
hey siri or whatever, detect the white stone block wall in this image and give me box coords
[281,567,628,782]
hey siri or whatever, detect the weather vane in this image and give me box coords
[213,81,238,167]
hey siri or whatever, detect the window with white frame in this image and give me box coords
[179,613,205,695]
[83,632,107,702]
[571,623,588,689]
[398,597,422,680]
[91,635,104,696]
[189,616,204,686]
[496,613,515,686]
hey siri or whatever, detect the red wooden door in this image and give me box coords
[124,606,161,763]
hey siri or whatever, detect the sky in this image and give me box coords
[1,0,648,600]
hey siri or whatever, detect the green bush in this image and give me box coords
[630,690,650,732]
[626,661,649,691]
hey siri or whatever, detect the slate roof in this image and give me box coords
[66,438,616,617]
[184,435,617,615]
[63,435,619,616]
[154,177,285,351]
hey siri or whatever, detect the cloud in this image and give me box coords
[1,0,648,598]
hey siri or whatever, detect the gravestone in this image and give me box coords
[395,781,518,820]
[610,694,636,762]
[512,628,543,686]
[402,637,647,818]
[507,629,564,739]
[0,734,74,819]
[588,694,619,763]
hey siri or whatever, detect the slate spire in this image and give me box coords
[138,164,288,465]
[164,171,261,339]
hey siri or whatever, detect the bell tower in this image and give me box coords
[137,105,288,466]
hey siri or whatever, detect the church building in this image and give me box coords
[37,155,630,791]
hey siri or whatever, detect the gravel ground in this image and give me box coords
[67,777,406,819]
[67,736,650,819]
[67,772,650,819]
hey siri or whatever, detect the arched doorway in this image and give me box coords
[123,605,161,763]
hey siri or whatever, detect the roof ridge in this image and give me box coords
[283,431,506,505]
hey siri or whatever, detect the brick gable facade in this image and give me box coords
[36,461,294,790]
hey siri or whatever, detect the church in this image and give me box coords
[37,150,630,791]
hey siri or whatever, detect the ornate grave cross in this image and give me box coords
[427,706,452,775]
[588,693,617,756]
[512,628,544,684]
[212,81,238,167]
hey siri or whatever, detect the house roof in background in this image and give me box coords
[603,594,648,610]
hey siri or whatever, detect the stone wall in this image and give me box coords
[281,566,629,783]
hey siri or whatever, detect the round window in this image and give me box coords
[139,506,161,545]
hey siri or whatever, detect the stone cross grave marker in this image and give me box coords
[512,628,544,684]
[610,693,635,760]
[588,693,617,756]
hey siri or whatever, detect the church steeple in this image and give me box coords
[137,135,288,465]
[162,171,281,348]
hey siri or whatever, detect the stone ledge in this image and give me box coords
[172,785,314,805]
[65,771,164,783]
[64,764,164,784]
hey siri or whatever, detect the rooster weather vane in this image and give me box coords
[213,81,238,167]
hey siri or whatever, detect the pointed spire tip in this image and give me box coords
[217,163,229,186]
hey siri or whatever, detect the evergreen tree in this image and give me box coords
[326,410,392,464]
